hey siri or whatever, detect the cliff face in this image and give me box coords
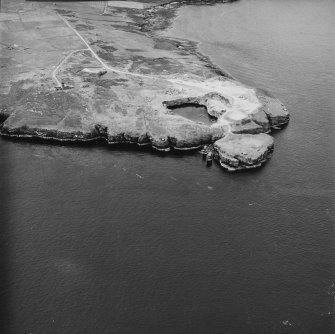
[214,133,274,171]
[0,0,289,171]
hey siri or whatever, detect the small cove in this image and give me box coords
[168,104,216,125]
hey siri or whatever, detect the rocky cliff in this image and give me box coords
[0,0,289,171]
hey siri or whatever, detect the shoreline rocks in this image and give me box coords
[0,0,289,172]
[213,133,274,171]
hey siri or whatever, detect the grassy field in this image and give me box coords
[0,0,288,157]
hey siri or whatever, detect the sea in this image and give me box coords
[0,0,334,333]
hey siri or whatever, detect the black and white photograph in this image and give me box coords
[0,0,334,333]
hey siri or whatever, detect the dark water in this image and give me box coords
[1,0,334,333]
[169,104,215,125]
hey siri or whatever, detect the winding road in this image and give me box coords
[57,13,166,82]
[52,48,87,87]
[55,11,223,90]
[52,9,255,131]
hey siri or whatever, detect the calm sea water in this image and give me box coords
[0,0,334,333]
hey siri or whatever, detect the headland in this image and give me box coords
[0,0,289,170]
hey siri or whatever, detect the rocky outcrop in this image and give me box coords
[230,120,265,135]
[0,0,289,172]
[227,94,289,137]
[213,133,274,171]
[256,94,290,128]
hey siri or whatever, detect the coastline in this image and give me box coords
[0,0,289,171]
[141,0,238,79]
[1,3,334,334]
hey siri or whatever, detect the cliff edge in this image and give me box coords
[0,0,289,171]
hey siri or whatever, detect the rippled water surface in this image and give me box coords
[0,0,334,333]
